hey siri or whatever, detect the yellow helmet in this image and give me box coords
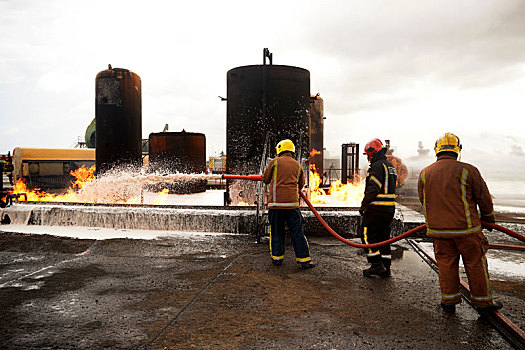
[434,132,462,155]
[275,139,295,155]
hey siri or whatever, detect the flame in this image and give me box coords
[237,201,252,206]
[309,164,327,204]
[310,149,321,157]
[327,179,365,207]
[152,188,169,205]
[12,176,85,203]
[70,165,96,190]
[386,155,408,187]
[9,165,145,205]
[309,164,365,207]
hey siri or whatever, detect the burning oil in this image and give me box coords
[8,165,224,205]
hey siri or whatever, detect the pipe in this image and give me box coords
[222,174,525,249]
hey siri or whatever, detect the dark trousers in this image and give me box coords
[360,207,394,268]
[268,208,311,263]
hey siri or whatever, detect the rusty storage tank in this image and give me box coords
[148,130,206,193]
[95,66,142,175]
[226,49,310,205]
[309,94,324,181]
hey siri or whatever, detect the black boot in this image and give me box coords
[379,268,391,278]
[475,300,503,313]
[299,261,315,269]
[363,263,386,277]
[440,302,456,314]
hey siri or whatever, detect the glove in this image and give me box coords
[481,222,494,232]
[481,215,495,232]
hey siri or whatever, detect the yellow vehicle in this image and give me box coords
[12,148,95,189]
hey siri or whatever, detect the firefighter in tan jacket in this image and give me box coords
[262,139,314,269]
[418,133,502,313]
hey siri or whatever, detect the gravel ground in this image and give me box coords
[0,228,521,349]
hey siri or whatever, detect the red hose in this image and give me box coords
[299,190,425,248]
[222,174,525,249]
[482,222,525,243]
[488,243,525,251]
[222,174,263,181]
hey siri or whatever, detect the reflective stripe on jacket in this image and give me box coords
[262,153,305,209]
[418,155,495,238]
[360,154,397,213]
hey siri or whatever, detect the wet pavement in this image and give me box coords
[0,227,522,349]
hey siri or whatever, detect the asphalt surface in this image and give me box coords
[0,228,521,349]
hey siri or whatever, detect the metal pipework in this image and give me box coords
[341,143,359,184]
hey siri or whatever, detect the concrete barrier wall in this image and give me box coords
[0,203,416,237]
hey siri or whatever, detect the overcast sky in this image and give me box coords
[1,0,525,177]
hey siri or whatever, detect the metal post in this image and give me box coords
[0,162,4,191]
[341,144,348,184]
[355,143,360,181]
[350,144,355,182]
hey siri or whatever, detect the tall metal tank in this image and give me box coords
[309,94,324,181]
[226,49,310,205]
[148,130,206,193]
[95,66,142,175]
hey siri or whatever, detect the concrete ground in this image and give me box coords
[0,228,521,349]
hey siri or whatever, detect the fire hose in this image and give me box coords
[223,174,525,346]
[222,174,525,250]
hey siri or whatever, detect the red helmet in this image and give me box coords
[363,138,385,158]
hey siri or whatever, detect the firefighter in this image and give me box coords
[418,132,502,313]
[359,138,397,277]
[262,139,315,269]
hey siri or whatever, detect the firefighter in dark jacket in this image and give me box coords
[418,132,502,313]
[262,139,315,269]
[359,138,397,277]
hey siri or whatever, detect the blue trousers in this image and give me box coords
[268,208,311,263]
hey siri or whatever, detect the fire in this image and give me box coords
[327,179,365,207]
[309,165,327,204]
[152,188,170,205]
[11,173,88,203]
[310,149,321,157]
[386,154,408,187]
[308,165,365,207]
[70,165,96,190]
[10,165,144,205]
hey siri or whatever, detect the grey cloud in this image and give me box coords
[510,145,525,157]
[289,1,525,93]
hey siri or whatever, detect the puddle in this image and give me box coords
[416,241,524,281]
[0,224,247,240]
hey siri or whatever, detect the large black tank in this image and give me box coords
[148,131,206,193]
[95,66,142,175]
[226,52,310,205]
[309,94,324,181]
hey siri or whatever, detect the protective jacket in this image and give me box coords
[418,155,495,238]
[262,153,305,209]
[359,152,397,214]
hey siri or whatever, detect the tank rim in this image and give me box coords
[149,131,205,137]
[227,64,309,75]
